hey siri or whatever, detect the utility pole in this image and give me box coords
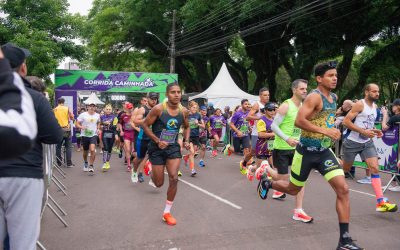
[170,10,176,73]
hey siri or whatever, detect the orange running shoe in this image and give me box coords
[162,213,177,226]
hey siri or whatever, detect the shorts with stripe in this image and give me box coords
[136,139,149,159]
[290,145,344,187]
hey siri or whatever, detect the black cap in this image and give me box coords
[1,43,31,68]
[392,99,400,106]
[147,92,159,99]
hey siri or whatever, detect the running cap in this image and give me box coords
[1,42,31,68]
[147,92,159,99]
[314,61,337,77]
[125,102,133,109]
[392,99,400,106]
[200,106,207,110]
[265,102,276,110]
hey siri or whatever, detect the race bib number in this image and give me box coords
[84,129,94,137]
[215,120,223,129]
[104,132,113,139]
[160,129,178,144]
[267,140,274,150]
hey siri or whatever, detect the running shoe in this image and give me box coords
[376,199,398,212]
[257,177,270,200]
[388,185,400,192]
[83,162,89,172]
[105,162,110,170]
[272,191,286,199]
[77,148,81,152]
[144,160,152,176]
[356,176,371,184]
[255,166,266,180]
[293,209,313,223]
[88,165,94,174]
[239,161,247,175]
[138,172,144,183]
[149,179,156,188]
[183,155,189,166]
[119,150,123,158]
[191,169,197,177]
[102,163,108,172]
[131,171,138,183]
[162,213,177,226]
[178,170,182,176]
[127,165,132,172]
[337,236,364,250]
[199,159,205,168]
[247,165,255,181]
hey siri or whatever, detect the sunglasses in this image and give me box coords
[267,108,276,111]
[328,61,337,68]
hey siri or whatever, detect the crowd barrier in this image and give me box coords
[37,144,70,250]
[334,122,400,193]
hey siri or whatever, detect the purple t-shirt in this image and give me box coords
[209,115,226,130]
[231,110,250,137]
[100,114,116,131]
[200,115,209,138]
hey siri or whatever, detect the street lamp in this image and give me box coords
[145,31,169,48]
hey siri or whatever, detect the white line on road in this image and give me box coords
[349,189,375,197]
[178,177,242,210]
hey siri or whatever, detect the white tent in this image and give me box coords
[189,63,259,109]
[83,92,105,105]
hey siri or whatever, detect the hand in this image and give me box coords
[286,138,299,147]
[237,131,243,137]
[184,141,190,150]
[381,106,388,115]
[195,120,199,125]
[323,128,341,141]
[158,140,169,149]
[362,129,376,138]
[372,129,383,138]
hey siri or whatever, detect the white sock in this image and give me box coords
[164,200,173,214]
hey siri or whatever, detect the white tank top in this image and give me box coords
[347,99,377,143]
[251,101,265,136]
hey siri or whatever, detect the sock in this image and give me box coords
[102,151,108,163]
[294,208,303,213]
[371,174,384,203]
[163,200,173,214]
[189,161,194,170]
[339,223,349,241]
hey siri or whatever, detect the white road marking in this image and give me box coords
[349,189,375,197]
[178,177,242,210]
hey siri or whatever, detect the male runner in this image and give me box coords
[198,106,209,167]
[142,83,190,226]
[342,83,397,212]
[267,79,312,223]
[131,92,159,183]
[258,62,363,249]
[76,102,101,174]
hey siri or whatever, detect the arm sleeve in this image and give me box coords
[271,113,289,142]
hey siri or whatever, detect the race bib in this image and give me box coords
[293,127,301,137]
[160,129,178,144]
[104,132,113,139]
[189,118,198,129]
[240,124,248,133]
[267,140,274,150]
[84,129,94,137]
[215,120,223,129]
[124,123,133,130]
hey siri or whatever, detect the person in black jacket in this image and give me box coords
[0,43,63,250]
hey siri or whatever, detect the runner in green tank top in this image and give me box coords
[258,62,363,250]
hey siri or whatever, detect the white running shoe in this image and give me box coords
[131,171,138,183]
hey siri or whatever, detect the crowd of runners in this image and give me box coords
[54,61,400,250]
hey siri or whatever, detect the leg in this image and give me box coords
[89,143,96,165]
[56,138,63,166]
[328,175,350,223]
[165,158,180,202]
[64,137,72,165]
[272,180,302,196]
[124,139,132,168]
[189,143,195,170]
[213,134,219,150]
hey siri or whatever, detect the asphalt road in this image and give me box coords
[39,149,400,250]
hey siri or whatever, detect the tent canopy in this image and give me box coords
[189,63,258,109]
[83,92,105,105]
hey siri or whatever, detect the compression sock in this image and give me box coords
[163,200,173,214]
[371,174,384,203]
[339,223,349,242]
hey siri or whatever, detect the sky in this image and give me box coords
[68,0,93,15]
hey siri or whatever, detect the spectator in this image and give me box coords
[0,46,37,159]
[54,97,74,167]
[207,102,215,117]
[0,42,63,250]
[26,76,46,94]
[222,106,231,120]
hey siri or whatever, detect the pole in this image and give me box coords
[170,10,176,73]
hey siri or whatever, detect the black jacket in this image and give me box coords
[0,74,63,178]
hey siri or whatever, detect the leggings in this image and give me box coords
[102,132,115,163]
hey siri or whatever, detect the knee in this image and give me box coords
[154,179,164,188]
[370,166,379,174]
[169,175,179,185]
[288,187,301,196]
[336,183,349,198]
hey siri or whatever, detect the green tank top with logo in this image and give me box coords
[273,99,301,150]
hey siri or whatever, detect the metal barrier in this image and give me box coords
[37,144,70,250]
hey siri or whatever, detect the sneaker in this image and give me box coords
[199,159,205,167]
[127,165,132,172]
[77,148,81,152]
[239,161,247,175]
[105,162,110,170]
[247,165,255,181]
[88,165,94,173]
[183,155,189,166]
[138,172,144,183]
[131,171,138,183]
[337,236,364,250]
[293,209,313,223]
[149,179,156,188]
[83,162,89,172]
[356,176,371,184]
[272,191,286,199]
[191,169,197,177]
[178,170,182,177]
[222,144,230,156]
[144,160,152,176]
[162,213,177,226]
[376,199,398,212]
[388,185,400,192]
[102,163,108,172]
[257,178,270,200]
[255,165,266,180]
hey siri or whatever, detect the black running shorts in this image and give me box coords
[272,149,295,175]
[136,139,149,159]
[189,136,201,147]
[290,145,344,187]
[199,136,207,145]
[82,136,98,151]
[233,135,250,152]
[148,143,182,165]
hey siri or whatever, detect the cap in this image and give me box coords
[1,43,31,68]
[392,99,400,106]
[148,92,159,99]
[200,106,207,110]
[265,102,276,110]
[125,102,133,109]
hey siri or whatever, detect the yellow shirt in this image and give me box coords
[54,105,69,127]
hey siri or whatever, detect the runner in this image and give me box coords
[131,92,159,183]
[116,105,126,159]
[257,62,363,249]
[76,102,101,174]
[224,99,252,174]
[342,83,397,212]
[247,103,275,181]
[142,82,190,226]
[266,79,313,223]
[186,101,205,176]
[118,102,135,172]
[208,108,226,157]
[100,104,118,172]
[198,106,209,167]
